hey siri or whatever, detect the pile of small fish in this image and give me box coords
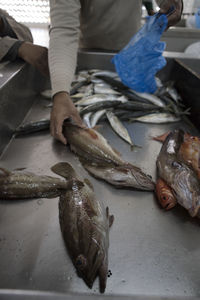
[156,129,200,218]
[41,69,189,147]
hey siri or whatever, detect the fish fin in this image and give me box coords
[151,131,171,143]
[112,147,122,157]
[51,162,77,180]
[84,178,94,191]
[68,179,84,190]
[106,207,114,227]
[92,125,102,131]
[99,261,108,293]
[0,167,11,177]
[13,167,26,171]
[86,128,98,139]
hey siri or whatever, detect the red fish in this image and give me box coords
[155,178,177,210]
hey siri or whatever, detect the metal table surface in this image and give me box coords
[0,55,200,299]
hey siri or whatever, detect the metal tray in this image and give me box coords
[0,52,200,299]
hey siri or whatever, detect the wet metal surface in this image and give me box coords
[0,54,200,299]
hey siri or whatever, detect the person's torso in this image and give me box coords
[80,0,142,51]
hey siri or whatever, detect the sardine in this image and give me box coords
[83,112,92,128]
[90,110,106,128]
[52,162,113,293]
[129,113,180,124]
[75,94,118,106]
[0,163,81,199]
[94,83,120,95]
[157,130,200,217]
[117,101,160,111]
[15,119,50,136]
[79,101,121,116]
[106,111,134,146]
[133,91,166,108]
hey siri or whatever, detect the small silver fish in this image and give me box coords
[133,91,166,108]
[106,111,134,146]
[130,113,180,124]
[75,94,119,106]
[90,109,106,128]
[83,112,92,128]
[94,83,120,95]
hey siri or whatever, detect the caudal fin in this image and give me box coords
[51,162,77,180]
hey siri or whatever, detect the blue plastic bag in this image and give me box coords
[195,8,200,29]
[112,13,168,94]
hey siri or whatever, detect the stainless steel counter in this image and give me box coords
[0,53,200,299]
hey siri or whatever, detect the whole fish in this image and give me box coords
[117,101,160,111]
[0,162,81,199]
[52,162,114,293]
[106,111,134,146]
[75,94,119,106]
[133,91,166,108]
[15,119,50,136]
[63,123,154,191]
[129,113,180,124]
[79,101,121,116]
[80,159,154,191]
[157,130,200,217]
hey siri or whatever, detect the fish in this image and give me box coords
[153,131,200,179]
[133,91,166,108]
[106,111,134,146]
[155,178,177,210]
[79,101,121,116]
[83,112,92,128]
[15,119,50,136]
[90,109,106,128]
[129,113,180,124]
[156,130,200,217]
[63,123,154,191]
[70,79,90,96]
[63,123,125,165]
[117,101,161,111]
[0,162,82,199]
[52,162,114,293]
[94,83,120,95]
[75,94,119,106]
[80,159,154,191]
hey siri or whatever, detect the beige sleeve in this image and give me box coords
[49,0,81,96]
[0,9,33,61]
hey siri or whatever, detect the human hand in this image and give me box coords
[18,42,49,76]
[159,0,183,27]
[50,92,85,145]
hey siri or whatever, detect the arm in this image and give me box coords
[49,0,84,144]
[156,0,183,27]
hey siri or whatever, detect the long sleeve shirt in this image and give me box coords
[49,0,164,96]
[0,9,33,62]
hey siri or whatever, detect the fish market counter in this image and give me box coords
[0,52,200,299]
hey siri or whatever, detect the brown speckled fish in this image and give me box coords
[52,162,114,293]
[0,163,79,199]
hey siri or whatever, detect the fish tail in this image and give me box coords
[0,167,11,177]
[99,260,108,293]
[51,162,77,181]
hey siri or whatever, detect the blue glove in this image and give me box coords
[112,13,168,94]
[195,8,200,29]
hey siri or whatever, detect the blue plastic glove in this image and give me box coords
[112,13,168,94]
[195,8,200,29]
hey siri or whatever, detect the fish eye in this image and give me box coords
[75,254,87,270]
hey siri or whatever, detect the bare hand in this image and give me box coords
[50,92,85,145]
[159,0,183,27]
[18,42,49,77]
